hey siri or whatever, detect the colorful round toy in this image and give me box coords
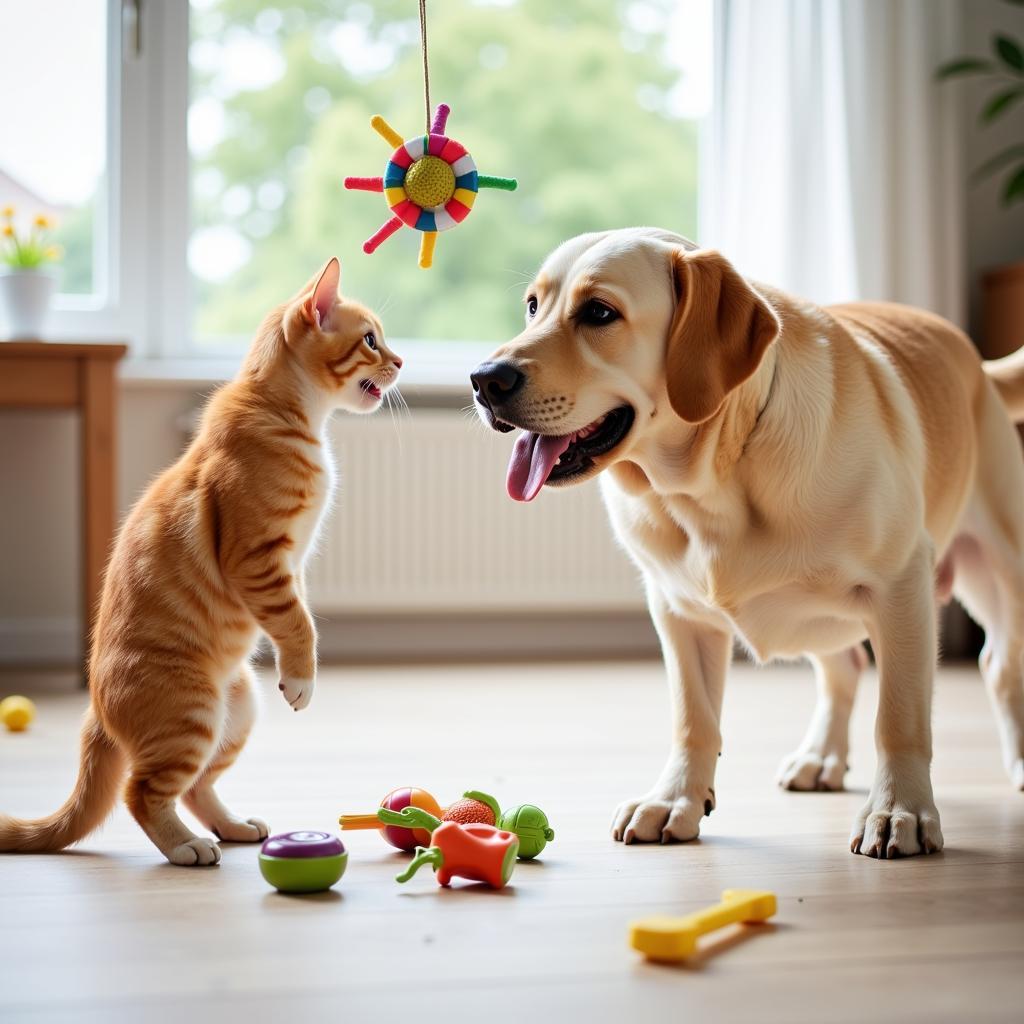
[339,787,444,852]
[498,805,555,860]
[258,831,348,894]
[342,3,517,269]
[0,695,36,732]
[344,102,517,269]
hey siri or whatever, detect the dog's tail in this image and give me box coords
[0,708,124,852]
[985,345,1024,423]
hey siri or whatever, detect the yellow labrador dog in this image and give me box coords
[471,227,1024,859]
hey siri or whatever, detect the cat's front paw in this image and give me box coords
[278,675,315,711]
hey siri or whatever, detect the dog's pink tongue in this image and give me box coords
[507,431,572,502]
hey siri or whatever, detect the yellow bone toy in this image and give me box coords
[630,889,777,962]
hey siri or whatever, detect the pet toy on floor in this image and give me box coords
[343,0,517,269]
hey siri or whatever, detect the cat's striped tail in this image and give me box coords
[0,709,124,852]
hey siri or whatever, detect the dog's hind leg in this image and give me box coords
[952,532,1024,790]
[951,383,1024,790]
[777,645,866,791]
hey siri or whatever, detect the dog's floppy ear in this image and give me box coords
[665,249,780,424]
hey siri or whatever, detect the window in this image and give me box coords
[188,0,711,353]
[0,0,109,302]
[0,0,160,346]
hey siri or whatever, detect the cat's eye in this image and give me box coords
[364,332,377,350]
[577,299,620,327]
[526,295,538,319]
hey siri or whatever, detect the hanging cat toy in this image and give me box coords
[343,0,517,269]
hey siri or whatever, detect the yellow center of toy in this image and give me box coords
[404,156,455,209]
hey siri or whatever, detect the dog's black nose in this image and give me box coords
[470,361,525,408]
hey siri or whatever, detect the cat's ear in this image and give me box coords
[301,258,340,330]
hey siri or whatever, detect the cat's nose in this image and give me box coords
[470,361,525,410]
[392,357,403,369]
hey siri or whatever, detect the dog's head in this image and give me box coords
[471,228,780,501]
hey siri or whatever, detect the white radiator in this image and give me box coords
[306,409,645,614]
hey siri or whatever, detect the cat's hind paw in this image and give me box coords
[167,837,222,866]
[212,817,269,843]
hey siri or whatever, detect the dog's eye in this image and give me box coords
[579,299,620,326]
[526,295,538,319]
[364,332,377,350]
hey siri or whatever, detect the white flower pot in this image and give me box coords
[0,268,59,340]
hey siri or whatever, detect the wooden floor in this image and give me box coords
[1,660,1023,1023]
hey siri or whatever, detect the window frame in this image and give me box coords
[43,0,189,357]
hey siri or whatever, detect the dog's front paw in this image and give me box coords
[850,764,943,858]
[777,748,847,791]
[278,675,314,711]
[611,789,712,845]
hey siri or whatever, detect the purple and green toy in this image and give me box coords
[258,831,348,893]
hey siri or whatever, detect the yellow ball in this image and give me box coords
[403,156,455,209]
[1,695,36,732]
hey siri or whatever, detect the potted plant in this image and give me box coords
[0,206,63,340]
[936,1,1024,359]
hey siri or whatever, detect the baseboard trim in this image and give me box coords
[310,611,661,664]
[0,616,80,665]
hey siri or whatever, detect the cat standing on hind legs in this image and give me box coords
[0,258,403,866]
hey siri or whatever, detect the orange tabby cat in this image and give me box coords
[0,258,401,866]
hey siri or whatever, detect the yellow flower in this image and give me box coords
[1,206,14,219]
[34,214,52,229]
[44,245,63,261]
[2,225,13,237]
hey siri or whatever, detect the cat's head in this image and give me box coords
[282,258,402,414]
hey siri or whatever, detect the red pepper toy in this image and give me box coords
[379,807,519,889]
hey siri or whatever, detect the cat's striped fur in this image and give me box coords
[0,259,402,865]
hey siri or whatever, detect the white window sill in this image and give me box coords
[119,338,496,398]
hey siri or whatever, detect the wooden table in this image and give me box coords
[0,342,127,675]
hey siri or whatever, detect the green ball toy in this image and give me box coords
[498,804,555,860]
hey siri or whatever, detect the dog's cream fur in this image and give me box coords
[475,227,1024,858]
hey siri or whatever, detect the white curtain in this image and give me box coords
[702,0,966,324]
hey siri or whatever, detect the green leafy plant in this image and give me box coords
[936,0,1024,205]
[1,207,63,269]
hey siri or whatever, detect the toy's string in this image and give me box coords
[419,0,430,135]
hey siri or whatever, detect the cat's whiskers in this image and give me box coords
[389,385,411,418]
[383,388,399,445]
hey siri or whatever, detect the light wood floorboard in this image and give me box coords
[1,661,1022,1022]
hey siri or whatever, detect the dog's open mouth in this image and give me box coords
[506,405,635,502]
[360,380,382,400]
